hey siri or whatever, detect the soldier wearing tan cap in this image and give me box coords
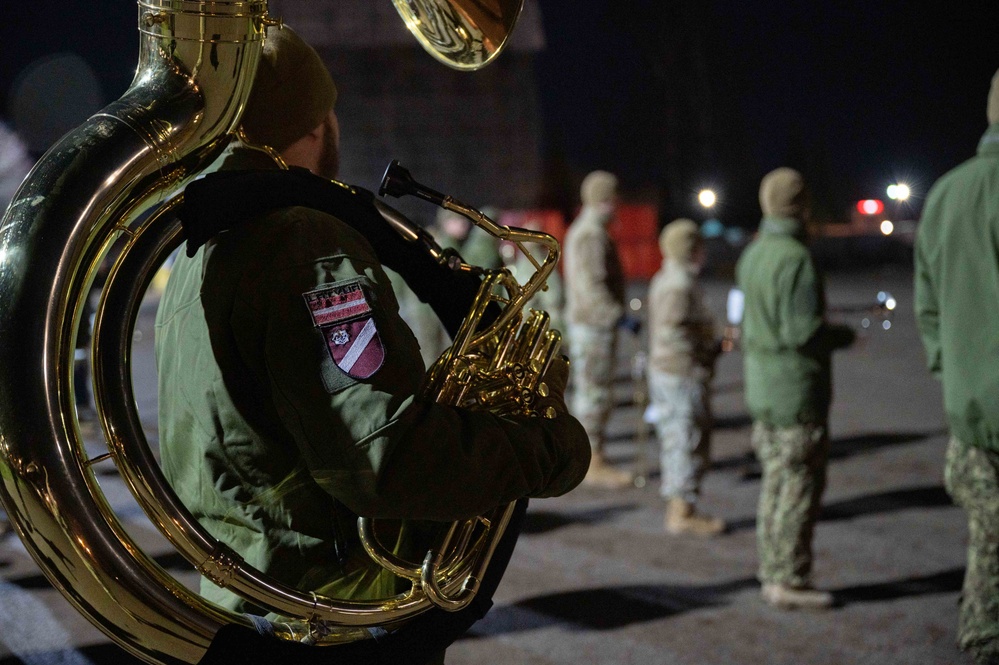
[648,219,724,536]
[564,170,633,488]
[736,167,854,610]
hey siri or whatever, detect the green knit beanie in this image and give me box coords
[240,25,338,152]
[759,167,809,220]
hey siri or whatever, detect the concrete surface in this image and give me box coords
[0,266,970,665]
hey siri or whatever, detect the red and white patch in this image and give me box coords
[304,282,385,379]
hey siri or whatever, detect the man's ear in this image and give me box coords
[306,121,325,142]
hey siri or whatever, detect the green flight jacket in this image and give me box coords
[735,216,854,426]
[155,149,589,613]
[915,123,999,452]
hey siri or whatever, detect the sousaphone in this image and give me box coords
[0,1,531,663]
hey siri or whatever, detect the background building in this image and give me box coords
[270,0,548,221]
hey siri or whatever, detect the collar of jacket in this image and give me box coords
[760,215,805,240]
[577,204,614,227]
[978,124,999,155]
[662,257,698,277]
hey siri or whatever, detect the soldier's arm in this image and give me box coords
[574,234,624,324]
[689,285,722,364]
[779,256,825,349]
[784,257,854,354]
[651,283,690,329]
[232,210,590,522]
[913,226,942,376]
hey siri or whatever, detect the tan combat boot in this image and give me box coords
[582,453,634,489]
[664,497,725,536]
[760,583,834,610]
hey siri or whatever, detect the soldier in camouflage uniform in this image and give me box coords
[648,219,724,536]
[155,27,590,657]
[915,69,999,664]
[736,168,854,609]
[564,170,633,488]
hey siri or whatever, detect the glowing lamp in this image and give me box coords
[887,183,911,201]
[857,199,884,215]
[698,189,717,208]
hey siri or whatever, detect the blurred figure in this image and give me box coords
[0,122,34,538]
[437,205,504,270]
[736,168,854,609]
[0,120,33,212]
[648,219,724,536]
[508,215,564,334]
[564,170,633,489]
[387,267,444,371]
[401,206,506,369]
[915,69,999,665]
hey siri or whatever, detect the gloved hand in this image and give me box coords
[825,323,857,350]
[617,314,642,335]
[533,354,591,495]
[536,354,570,417]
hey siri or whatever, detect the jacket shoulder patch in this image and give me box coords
[304,280,385,381]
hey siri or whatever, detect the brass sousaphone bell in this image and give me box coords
[0,1,539,663]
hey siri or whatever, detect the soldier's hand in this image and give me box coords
[536,354,570,417]
[828,323,857,350]
[617,314,642,335]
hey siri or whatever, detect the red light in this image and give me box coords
[857,199,884,215]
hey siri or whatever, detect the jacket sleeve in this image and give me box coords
[780,256,855,354]
[779,256,825,349]
[914,227,942,376]
[231,211,590,522]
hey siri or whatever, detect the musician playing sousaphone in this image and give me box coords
[155,25,590,661]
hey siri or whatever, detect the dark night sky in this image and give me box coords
[535,1,999,224]
[4,2,999,226]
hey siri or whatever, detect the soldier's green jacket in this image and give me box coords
[915,123,999,453]
[155,149,589,612]
[736,216,854,426]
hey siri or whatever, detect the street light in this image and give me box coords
[887,183,911,201]
[698,189,717,208]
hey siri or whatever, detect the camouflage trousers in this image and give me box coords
[567,323,617,452]
[944,437,999,662]
[752,421,829,587]
[648,370,711,503]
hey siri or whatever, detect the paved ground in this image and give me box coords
[0,265,970,665]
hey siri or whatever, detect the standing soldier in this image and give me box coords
[736,167,854,609]
[648,219,724,536]
[564,170,633,488]
[915,69,999,665]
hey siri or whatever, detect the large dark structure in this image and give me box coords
[271,0,547,219]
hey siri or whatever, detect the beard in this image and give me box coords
[317,114,340,180]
